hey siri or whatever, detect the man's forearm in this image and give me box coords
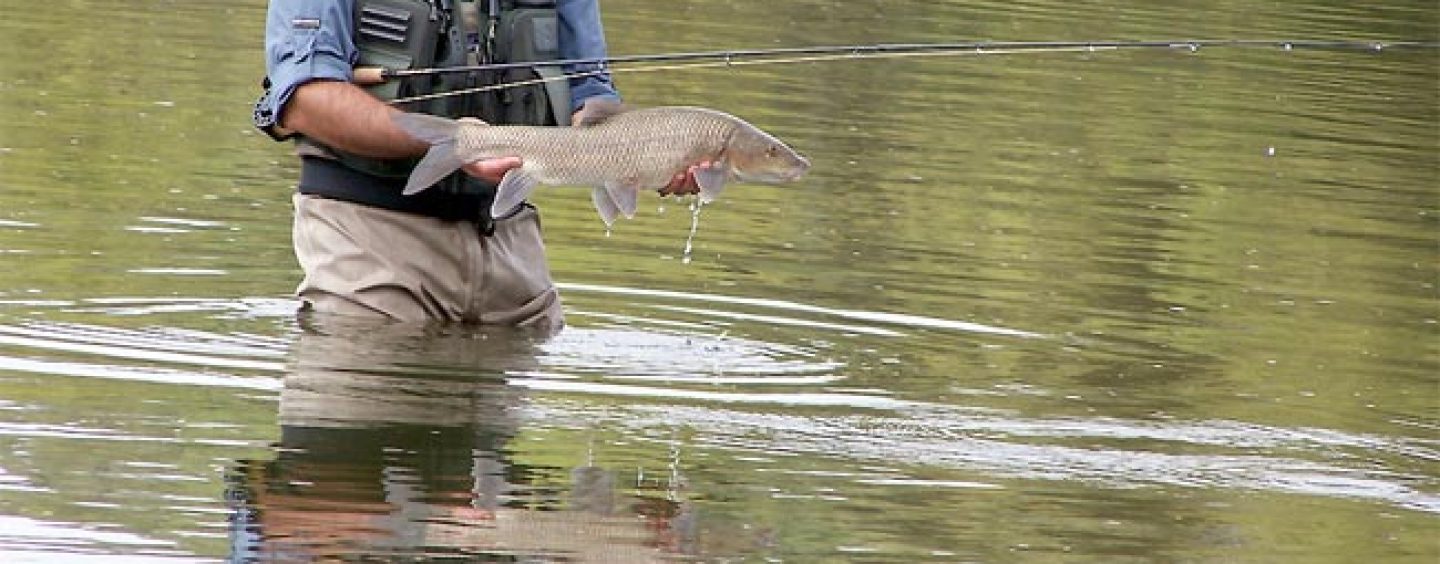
[280,80,427,159]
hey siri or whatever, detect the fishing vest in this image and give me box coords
[304,0,572,187]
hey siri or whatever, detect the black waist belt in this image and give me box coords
[298,156,494,226]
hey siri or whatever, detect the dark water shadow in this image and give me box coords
[225,314,694,562]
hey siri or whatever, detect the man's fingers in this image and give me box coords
[468,156,522,175]
[660,175,696,195]
[461,156,523,184]
[659,162,710,196]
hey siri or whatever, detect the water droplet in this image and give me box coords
[682,198,705,264]
[1265,146,1276,156]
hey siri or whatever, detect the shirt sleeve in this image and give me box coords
[557,0,621,112]
[260,0,358,124]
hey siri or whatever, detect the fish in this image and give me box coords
[391,103,811,225]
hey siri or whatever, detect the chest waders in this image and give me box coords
[298,0,571,230]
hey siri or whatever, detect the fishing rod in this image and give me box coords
[355,39,1440,105]
[356,39,1438,83]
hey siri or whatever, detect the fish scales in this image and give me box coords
[392,105,809,226]
[459,109,739,188]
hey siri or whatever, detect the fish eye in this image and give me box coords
[765,145,780,158]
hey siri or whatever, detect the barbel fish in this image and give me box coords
[391,103,810,225]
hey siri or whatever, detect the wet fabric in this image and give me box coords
[291,194,563,330]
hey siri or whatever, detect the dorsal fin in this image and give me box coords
[574,99,629,127]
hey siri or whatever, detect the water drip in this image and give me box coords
[682,198,705,265]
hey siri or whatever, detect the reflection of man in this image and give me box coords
[256,0,703,327]
[226,315,684,561]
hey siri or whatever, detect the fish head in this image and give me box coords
[726,126,810,184]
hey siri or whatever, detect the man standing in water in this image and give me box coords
[256,0,699,329]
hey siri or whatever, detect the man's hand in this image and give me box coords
[462,157,523,185]
[660,162,711,196]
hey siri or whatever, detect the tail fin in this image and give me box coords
[391,112,473,195]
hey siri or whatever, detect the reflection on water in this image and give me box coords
[228,317,688,561]
[0,0,1437,560]
[1,295,1436,560]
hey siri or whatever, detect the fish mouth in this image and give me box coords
[786,158,811,180]
[779,155,811,181]
[739,155,810,183]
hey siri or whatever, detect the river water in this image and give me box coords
[1,0,1437,561]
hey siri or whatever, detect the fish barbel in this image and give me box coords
[391,103,810,225]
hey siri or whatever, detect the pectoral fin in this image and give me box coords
[603,180,639,219]
[591,186,620,226]
[694,163,730,204]
[491,167,541,218]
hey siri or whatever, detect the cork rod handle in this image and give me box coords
[352,67,388,85]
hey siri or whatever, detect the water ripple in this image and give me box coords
[534,403,1440,514]
[536,326,844,380]
[0,326,284,373]
[560,282,1044,338]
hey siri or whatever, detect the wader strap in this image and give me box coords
[534,66,572,125]
[299,157,495,233]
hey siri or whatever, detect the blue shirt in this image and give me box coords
[260,0,621,124]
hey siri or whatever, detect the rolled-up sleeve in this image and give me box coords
[261,0,358,122]
[557,0,621,112]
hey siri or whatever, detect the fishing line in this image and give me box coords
[388,45,1124,105]
[378,39,1437,106]
[372,39,1437,80]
